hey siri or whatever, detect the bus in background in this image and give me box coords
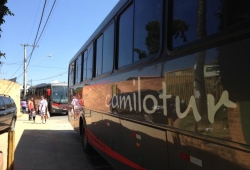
[68,0,250,169]
[27,83,68,114]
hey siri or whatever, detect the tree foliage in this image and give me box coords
[0,0,14,61]
[172,19,189,43]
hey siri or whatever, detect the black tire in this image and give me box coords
[82,125,93,154]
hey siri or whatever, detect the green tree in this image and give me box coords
[0,0,14,63]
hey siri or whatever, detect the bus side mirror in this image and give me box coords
[47,89,51,97]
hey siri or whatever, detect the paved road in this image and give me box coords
[0,113,114,170]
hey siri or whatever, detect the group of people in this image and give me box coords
[20,95,49,124]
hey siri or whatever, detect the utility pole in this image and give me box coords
[20,44,38,98]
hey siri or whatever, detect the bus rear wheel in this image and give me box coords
[82,125,93,154]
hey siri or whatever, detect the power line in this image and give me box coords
[3,62,67,69]
[32,71,67,81]
[26,0,48,69]
[27,0,42,44]
[4,0,59,95]
[36,0,57,45]
[29,65,67,69]
[2,61,23,65]
[5,0,47,80]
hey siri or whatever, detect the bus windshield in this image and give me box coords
[51,86,68,104]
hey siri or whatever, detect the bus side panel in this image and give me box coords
[101,114,122,151]
[98,115,137,170]
[120,120,144,169]
[164,38,250,169]
[135,123,168,169]
[167,131,250,170]
[119,119,169,170]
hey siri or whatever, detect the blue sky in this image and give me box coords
[0,0,119,86]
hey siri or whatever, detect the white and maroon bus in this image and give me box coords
[27,83,68,114]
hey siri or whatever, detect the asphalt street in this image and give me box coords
[0,113,114,170]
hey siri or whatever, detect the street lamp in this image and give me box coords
[30,54,52,66]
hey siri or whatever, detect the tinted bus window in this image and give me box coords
[96,35,103,76]
[87,44,93,79]
[118,0,162,68]
[83,44,93,80]
[69,62,75,86]
[172,0,250,47]
[76,55,82,83]
[95,22,114,76]
[118,5,133,68]
[103,22,114,73]
[134,0,162,61]
[83,50,87,81]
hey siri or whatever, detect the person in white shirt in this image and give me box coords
[71,95,79,117]
[39,95,48,124]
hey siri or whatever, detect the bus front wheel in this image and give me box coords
[82,126,93,154]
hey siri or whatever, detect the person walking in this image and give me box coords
[38,95,48,124]
[31,108,36,124]
[71,95,79,117]
[21,98,27,114]
[28,97,35,120]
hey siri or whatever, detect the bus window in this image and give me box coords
[133,0,162,60]
[171,0,250,47]
[118,5,133,68]
[69,62,75,86]
[86,44,93,80]
[83,44,93,81]
[118,0,162,68]
[95,22,114,76]
[102,22,114,74]
[76,55,82,83]
[96,34,103,76]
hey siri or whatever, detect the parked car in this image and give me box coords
[0,94,17,135]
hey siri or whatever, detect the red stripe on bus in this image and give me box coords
[52,103,59,107]
[86,129,146,170]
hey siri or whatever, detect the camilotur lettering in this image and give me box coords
[105,77,237,123]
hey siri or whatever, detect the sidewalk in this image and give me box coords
[0,113,77,170]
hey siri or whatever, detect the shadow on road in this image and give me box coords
[14,129,114,170]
